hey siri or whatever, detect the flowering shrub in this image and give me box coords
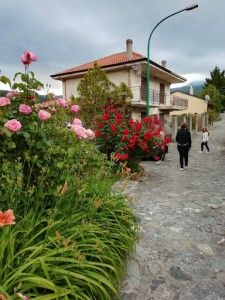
[0,52,139,300]
[94,106,171,171]
[0,51,96,212]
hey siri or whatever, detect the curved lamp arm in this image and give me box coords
[146,4,198,116]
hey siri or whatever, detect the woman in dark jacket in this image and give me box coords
[176,123,192,170]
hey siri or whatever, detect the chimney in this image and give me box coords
[190,84,194,95]
[162,60,167,68]
[126,39,133,60]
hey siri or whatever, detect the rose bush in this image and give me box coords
[94,105,171,171]
[0,51,97,213]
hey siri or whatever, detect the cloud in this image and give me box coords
[1,0,225,95]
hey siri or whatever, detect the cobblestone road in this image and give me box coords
[115,115,225,300]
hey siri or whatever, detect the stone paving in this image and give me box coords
[115,115,225,300]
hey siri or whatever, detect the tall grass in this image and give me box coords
[0,165,138,299]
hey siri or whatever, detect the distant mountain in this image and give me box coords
[170,81,204,96]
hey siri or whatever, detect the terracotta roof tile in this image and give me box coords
[53,51,145,76]
[35,99,58,108]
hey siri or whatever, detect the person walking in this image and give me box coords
[176,123,192,171]
[200,127,210,153]
[155,130,169,165]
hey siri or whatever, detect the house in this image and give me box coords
[50,39,188,131]
[170,85,208,116]
[169,86,209,136]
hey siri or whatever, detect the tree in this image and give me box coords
[200,66,225,113]
[199,84,222,113]
[204,66,225,91]
[74,62,133,128]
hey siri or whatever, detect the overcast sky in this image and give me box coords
[0,0,224,95]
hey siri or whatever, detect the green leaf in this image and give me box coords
[56,162,64,169]
[8,141,16,149]
[68,147,75,157]
[23,132,30,139]
[21,73,29,82]
[0,75,11,87]
[13,72,22,81]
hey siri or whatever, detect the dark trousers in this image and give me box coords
[177,145,189,168]
[159,145,168,161]
[201,141,209,152]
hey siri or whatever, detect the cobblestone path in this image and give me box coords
[115,115,225,300]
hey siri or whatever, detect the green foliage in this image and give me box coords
[202,66,225,112]
[198,84,222,113]
[0,53,139,299]
[74,62,133,128]
[207,108,220,123]
[0,174,138,299]
[204,66,225,90]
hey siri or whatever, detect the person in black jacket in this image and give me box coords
[176,123,192,170]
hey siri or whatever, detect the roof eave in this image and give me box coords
[51,57,186,84]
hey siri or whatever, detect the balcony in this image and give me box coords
[130,86,188,111]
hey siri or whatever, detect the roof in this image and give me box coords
[34,99,58,108]
[50,45,186,84]
[171,90,204,100]
[51,51,145,77]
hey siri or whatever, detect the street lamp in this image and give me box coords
[146,3,198,116]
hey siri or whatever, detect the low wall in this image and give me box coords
[170,113,211,142]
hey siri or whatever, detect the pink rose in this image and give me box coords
[6,91,20,98]
[20,51,37,65]
[57,98,70,107]
[86,129,95,140]
[4,119,22,132]
[36,85,42,91]
[19,104,32,115]
[0,97,11,106]
[72,118,82,126]
[71,125,87,139]
[38,110,51,121]
[71,105,80,113]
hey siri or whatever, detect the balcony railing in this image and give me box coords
[169,95,188,109]
[131,86,188,109]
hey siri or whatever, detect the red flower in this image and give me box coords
[102,114,110,121]
[144,132,152,140]
[95,130,102,137]
[123,129,130,135]
[111,124,117,132]
[114,153,129,161]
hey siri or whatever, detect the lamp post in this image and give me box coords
[146,3,198,116]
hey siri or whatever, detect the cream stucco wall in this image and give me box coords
[170,92,207,116]
[61,66,179,123]
[62,67,170,104]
